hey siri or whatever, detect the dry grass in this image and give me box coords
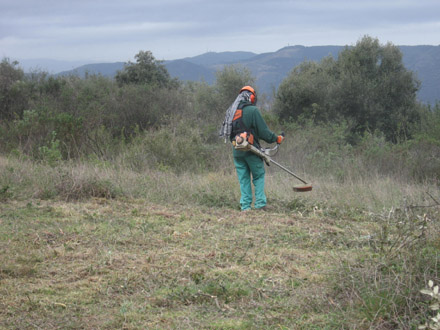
[0,198,373,329]
[1,200,438,329]
[1,155,439,329]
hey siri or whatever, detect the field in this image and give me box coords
[2,40,440,329]
[1,155,439,329]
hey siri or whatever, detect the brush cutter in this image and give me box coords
[233,134,312,192]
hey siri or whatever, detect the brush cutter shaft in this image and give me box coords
[269,159,308,185]
[247,144,309,185]
[234,135,312,192]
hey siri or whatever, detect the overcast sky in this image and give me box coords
[1,0,439,63]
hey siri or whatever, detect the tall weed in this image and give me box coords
[276,120,440,184]
[327,199,440,328]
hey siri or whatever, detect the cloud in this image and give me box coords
[1,0,439,61]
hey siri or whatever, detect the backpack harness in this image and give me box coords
[231,105,260,151]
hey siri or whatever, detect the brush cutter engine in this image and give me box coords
[232,132,251,151]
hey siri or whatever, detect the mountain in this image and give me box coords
[56,62,125,78]
[31,46,440,104]
[235,45,440,104]
[54,59,216,83]
[399,45,440,105]
[182,51,256,67]
[164,59,215,83]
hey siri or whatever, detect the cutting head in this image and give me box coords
[293,184,313,192]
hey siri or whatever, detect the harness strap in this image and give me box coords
[231,107,259,148]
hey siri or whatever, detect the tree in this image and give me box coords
[195,65,255,125]
[335,36,420,141]
[275,36,421,141]
[115,50,175,87]
[0,58,26,120]
[275,57,336,122]
[215,64,255,109]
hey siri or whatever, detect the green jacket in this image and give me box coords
[232,101,278,158]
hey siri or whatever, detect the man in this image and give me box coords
[220,86,284,211]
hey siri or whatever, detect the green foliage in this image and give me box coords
[9,108,84,159]
[0,54,260,167]
[276,57,336,122]
[336,37,420,141]
[115,50,176,88]
[0,184,12,201]
[0,58,27,120]
[1,49,438,183]
[38,131,62,167]
[107,84,188,133]
[119,120,219,174]
[414,103,440,142]
[0,67,191,159]
[275,36,421,142]
[277,119,355,180]
[215,64,255,109]
[406,139,440,181]
[188,65,257,142]
[191,81,222,123]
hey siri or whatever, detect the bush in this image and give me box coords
[0,72,193,160]
[117,120,220,173]
[6,108,84,159]
[274,118,440,183]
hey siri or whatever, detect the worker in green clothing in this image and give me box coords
[220,86,284,211]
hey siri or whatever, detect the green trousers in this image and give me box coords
[233,152,266,211]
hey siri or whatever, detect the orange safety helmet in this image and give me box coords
[240,86,257,105]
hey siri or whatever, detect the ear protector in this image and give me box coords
[240,86,257,105]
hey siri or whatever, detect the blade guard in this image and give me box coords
[293,184,313,192]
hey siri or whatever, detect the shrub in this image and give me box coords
[117,120,220,173]
[7,108,84,159]
[38,131,62,167]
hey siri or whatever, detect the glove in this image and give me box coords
[276,132,285,144]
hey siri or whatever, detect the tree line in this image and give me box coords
[0,36,439,177]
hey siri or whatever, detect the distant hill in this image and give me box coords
[47,46,440,104]
[399,46,440,105]
[164,60,215,84]
[183,51,256,67]
[56,62,125,78]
